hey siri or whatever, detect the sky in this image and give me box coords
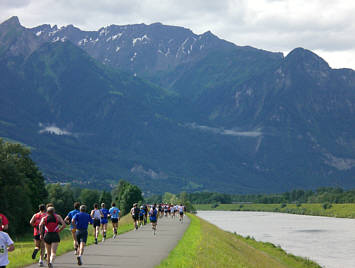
[1,0,354,69]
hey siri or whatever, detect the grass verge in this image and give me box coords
[8,215,135,268]
[157,214,320,268]
[194,203,355,218]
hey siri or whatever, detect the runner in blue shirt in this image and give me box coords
[149,204,158,236]
[72,205,92,266]
[108,203,120,239]
[64,202,80,255]
[139,206,145,228]
[100,203,109,242]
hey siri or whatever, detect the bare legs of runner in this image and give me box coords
[45,242,58,268]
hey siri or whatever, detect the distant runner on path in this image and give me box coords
[29,204,47,266]
[0,217,14,268]
[108,203,120,239]
[149,204,158,236]
[39,207,66,268]
[179,204,185,223]
[90,204,103,244]
[130,204,139,230]
[100,203,109,242]
[72,205,93,266]
[64,202,80,255]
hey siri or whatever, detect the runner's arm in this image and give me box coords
[71,216,77,229]
[64,215,71,225]
[39,218,45,239]
[57,215,66,232]
[8,243,14,252]
[29,214,36,226]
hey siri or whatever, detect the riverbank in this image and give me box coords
[194,203,355,218]
[8,215,135,268]
[158,214,320,268]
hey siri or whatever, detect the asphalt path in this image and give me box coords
[27,215,190,268]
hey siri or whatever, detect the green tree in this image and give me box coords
[46,183,74,216]
[99,190,112,207]
[79,189,100,210]
[111,180,143,215]
[0,139,48,235]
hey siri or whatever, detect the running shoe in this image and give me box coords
[32,248,39,259]
[39,260,44,267]
[77,256,82,266]
[48,263,53,268]
[113,234,116,239]
[95,238,98,244]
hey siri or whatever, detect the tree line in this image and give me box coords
[0,139,144,236]
[185,187,355,205]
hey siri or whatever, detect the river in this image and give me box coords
[197,211,355,268]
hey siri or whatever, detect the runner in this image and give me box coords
[130,204,139,230]
[0,213,8,231]
[138,206,145,228]
[178,204,185,223]
[29,204,47,266]
[90,204,103,244]
[0,216,14,268]
[64,202,80,255]
[72,205,93,266]
[164,205,168,217]
[39,206,66,268]
[149,204,158,236]
[170,205,175,219]
[108,203,120,239]
[100,203,109,242]
[158,204,163,218]
[143,204,148,225]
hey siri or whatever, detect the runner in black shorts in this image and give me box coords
[130,204,140,230]
[39,207,66,268]
[90,204,103,244]
[72,205,93,266]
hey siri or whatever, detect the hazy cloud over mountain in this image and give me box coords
[1,0,354,69]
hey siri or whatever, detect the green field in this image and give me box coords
[8,215,135,268]
[194,203,355,218]
[158,214,320,268]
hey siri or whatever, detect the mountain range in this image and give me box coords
[0,16,354,194]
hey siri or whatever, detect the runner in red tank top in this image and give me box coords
[29,204,47,266]
[39,207,66,268]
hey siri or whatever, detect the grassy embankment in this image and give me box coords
[195,203,355,218]
[158,214,320,268]
[8,215,135,268]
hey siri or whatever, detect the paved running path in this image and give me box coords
[27,216,190,268]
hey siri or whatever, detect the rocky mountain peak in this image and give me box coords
[0,16,21,27]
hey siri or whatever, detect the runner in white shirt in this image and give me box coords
[0,217,15,268]
[178,204,185,223]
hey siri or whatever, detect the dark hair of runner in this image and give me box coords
[74,202,80,210]
[39,204,46,211]
[46,203,54,209]
[80,205,86,212]
[94,203,99,209]
[111,202,116,207]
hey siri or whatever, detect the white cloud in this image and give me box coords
[1,0,355,69]
[39,124,72,136]
[186,123,262,137]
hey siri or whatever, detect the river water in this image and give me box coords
[197,211,355,268]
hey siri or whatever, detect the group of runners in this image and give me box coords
[130,203,186,236]
[27,202,121,267]
[0,201,186,268]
